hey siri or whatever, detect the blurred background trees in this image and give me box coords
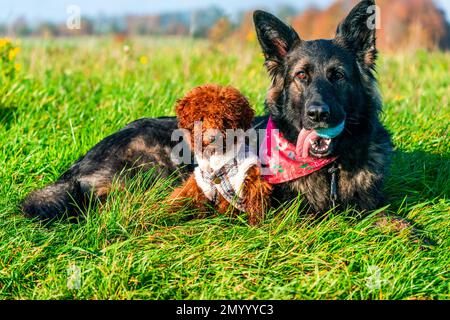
[290,0,450,51]
[1,0,449,51]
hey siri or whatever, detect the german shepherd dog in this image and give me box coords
[22,0,392,221]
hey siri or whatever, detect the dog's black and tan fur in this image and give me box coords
[22,118,192,220]
[253,0,392,212]
[22,0,392,221]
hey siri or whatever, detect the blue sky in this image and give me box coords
[1,0,450,24]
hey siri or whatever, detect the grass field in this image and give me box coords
[0,37,449,299]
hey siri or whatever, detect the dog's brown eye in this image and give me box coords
[330,70,344,82]
[335,71,344,80]
[296,71,307,80]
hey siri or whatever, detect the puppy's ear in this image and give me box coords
[335,0,377,71]
[253,10,300,64]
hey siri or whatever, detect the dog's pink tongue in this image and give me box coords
[296,129,319,158]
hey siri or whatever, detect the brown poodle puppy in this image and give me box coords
[168,84,272,225]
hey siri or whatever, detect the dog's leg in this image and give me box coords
[374,212,434,247]
[167,175,209,216]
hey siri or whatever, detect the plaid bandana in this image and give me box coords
[261,116,338,184]
[194,144,260,212]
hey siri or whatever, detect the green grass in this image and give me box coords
[0,37,449,299]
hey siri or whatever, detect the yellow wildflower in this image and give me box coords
[9,47,20,61]
[139,55,148,65]
[0,38,11,48]
[394,95,404,102]
[14,63,21,72]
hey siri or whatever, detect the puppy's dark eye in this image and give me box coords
[295,71,307,80]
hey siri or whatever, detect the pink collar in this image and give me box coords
[261,116,338,184]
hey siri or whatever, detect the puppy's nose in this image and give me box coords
[307,104,330,122]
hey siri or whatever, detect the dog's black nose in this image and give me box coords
[307,104,330,122]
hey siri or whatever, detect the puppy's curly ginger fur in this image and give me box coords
[169,84,272,225]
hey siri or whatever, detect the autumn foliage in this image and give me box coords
[291,0,450,51]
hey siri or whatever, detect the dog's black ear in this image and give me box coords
[335,0,377,70]
[253,10,300,63]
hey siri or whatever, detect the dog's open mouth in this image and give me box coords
[309,136,333,157]
[296,121,345,158]
[297,130,336,158]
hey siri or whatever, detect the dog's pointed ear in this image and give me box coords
[253,10,300,63]
[335,0,378,70]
